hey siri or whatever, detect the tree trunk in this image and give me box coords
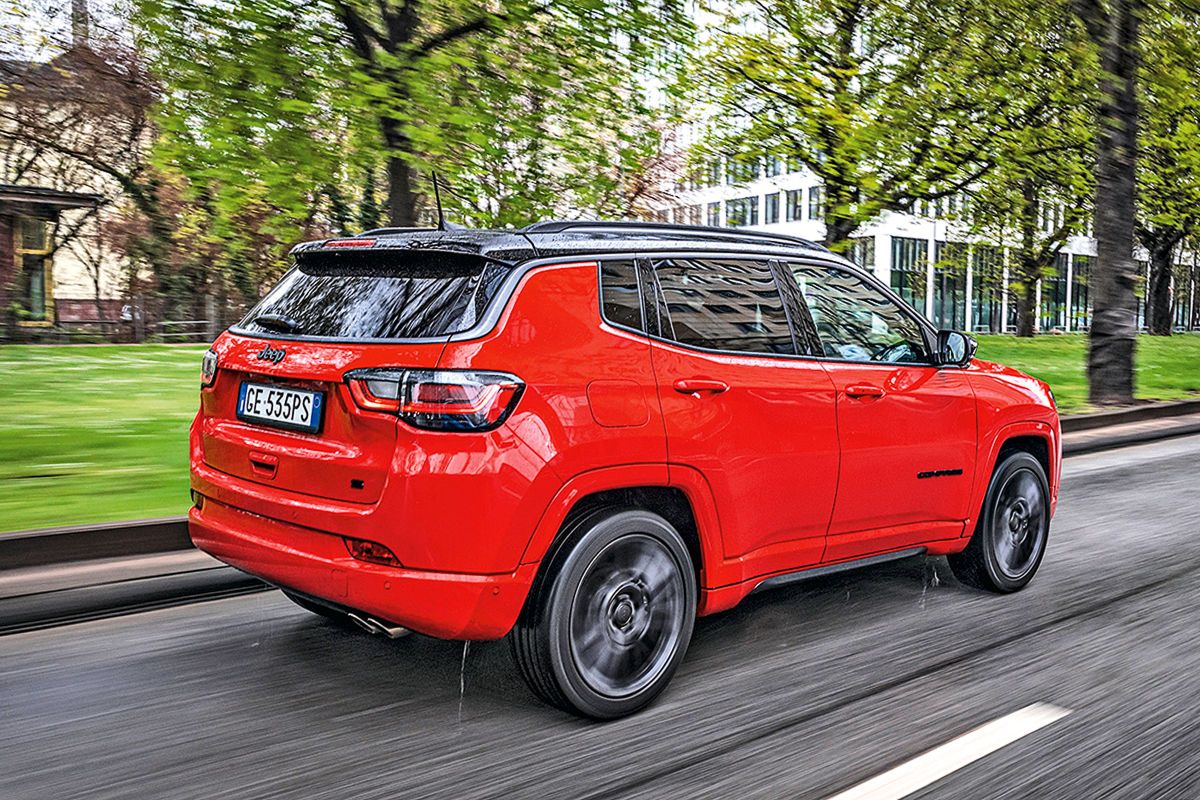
[1145,236,1176,335]
[1014,269,1039,337]
[1085,0,1140,404]
[1013,181,1040,337]
[382,118,418,227]
[822,210,858,254]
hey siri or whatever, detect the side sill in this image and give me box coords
[750,547,927,595]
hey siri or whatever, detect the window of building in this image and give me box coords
[707,202,721,227]
[890,236,928,314]
[764,193,780,224]
[651,258,795,355]
[932,241,967,330]
[765,156,783,178]
[971,245,1005,333]
[707,159,723,188]
[725,196,759,228]
[848,237,875,270]
[726,157,761,185]
[1041,252,1069,331]
[808,186,826,220]
[790,263,929,363]
[1072,255,1092,330]
[786,190,804,222]
[686,205,702,226]
[599,260,644,332]
[16,217,51,323]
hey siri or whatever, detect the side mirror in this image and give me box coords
[936,330,977,367]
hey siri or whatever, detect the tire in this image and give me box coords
[510,508,697,719]
[949,451,1050,593]
[282,590,360,630]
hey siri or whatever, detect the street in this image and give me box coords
[4,435,1200,800]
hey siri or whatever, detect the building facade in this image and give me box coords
[653,158,1198,333]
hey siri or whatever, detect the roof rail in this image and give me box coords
[520,220,826,251]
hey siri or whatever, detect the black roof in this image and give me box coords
[291,221,834,265]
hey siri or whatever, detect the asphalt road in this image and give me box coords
[4,435,1200,800]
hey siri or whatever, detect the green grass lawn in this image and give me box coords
[0,344,208,533]
[1,335,1198,533]
[974,333,1200,414]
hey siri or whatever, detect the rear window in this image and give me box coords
[236,250,512,340]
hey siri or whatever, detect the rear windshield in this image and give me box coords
[235,250,512,340]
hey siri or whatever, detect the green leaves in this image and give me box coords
[698,0,1096,249]
[134,0,694,295]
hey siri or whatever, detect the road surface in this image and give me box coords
[4,435,1200,799]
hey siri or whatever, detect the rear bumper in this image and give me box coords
[189,499,537,640]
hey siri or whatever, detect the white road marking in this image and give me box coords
[823,703,1071,800]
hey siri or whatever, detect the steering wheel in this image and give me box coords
[871,342,914,363]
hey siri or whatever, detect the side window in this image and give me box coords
[652,258,795,355]
[599,260,644,332]
[790,263,930,363]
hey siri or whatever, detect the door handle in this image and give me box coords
[673,378,730,395]
[844,383,885,399]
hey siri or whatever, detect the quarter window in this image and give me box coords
[652,258,795,355]
[790,263,929,363]
[599,260,643,332]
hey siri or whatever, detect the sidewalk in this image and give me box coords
[1062,412,1200,455]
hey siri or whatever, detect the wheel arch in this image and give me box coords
[969,421,1060,534]
[519,464,723,592]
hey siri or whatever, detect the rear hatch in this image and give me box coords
[199,247,512,503]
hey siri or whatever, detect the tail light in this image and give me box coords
[345,368,524,432]
[201,348,218,388]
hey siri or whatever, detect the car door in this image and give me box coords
[645,255,840,580]
[784,260,978,562]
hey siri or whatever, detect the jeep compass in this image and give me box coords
[189,221,1060,718]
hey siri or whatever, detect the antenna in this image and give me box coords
[432,171,447,231]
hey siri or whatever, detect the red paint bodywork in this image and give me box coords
[189,260,1061,639]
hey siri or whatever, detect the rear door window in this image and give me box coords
[650,258,796,355]
[236,250,511,340]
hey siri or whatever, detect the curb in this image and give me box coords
[1060,399,1200,433]
[0,516,190,570]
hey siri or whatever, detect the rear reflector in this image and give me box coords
[345,368,524,432]
[344,537,402,566]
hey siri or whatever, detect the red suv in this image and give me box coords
[190,222,1059,718]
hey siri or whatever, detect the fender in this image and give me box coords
[517,462,727,595]
[519,463,671,566]
[967,419,1061,535]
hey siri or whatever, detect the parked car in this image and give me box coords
[189,221,1060,719]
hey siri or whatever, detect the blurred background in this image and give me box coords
[3,0,1198,532]
[3,2,1200,798]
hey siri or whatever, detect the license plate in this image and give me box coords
[237,382,324,434]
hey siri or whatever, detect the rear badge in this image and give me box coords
[256,345,286,363]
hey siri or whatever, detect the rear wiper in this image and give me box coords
[250,313,303,334]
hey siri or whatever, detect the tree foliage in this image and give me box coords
[696,0,1075,251]
[133,0,693,296]
[961,1,1097,336]
[1136,8,1200,334]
